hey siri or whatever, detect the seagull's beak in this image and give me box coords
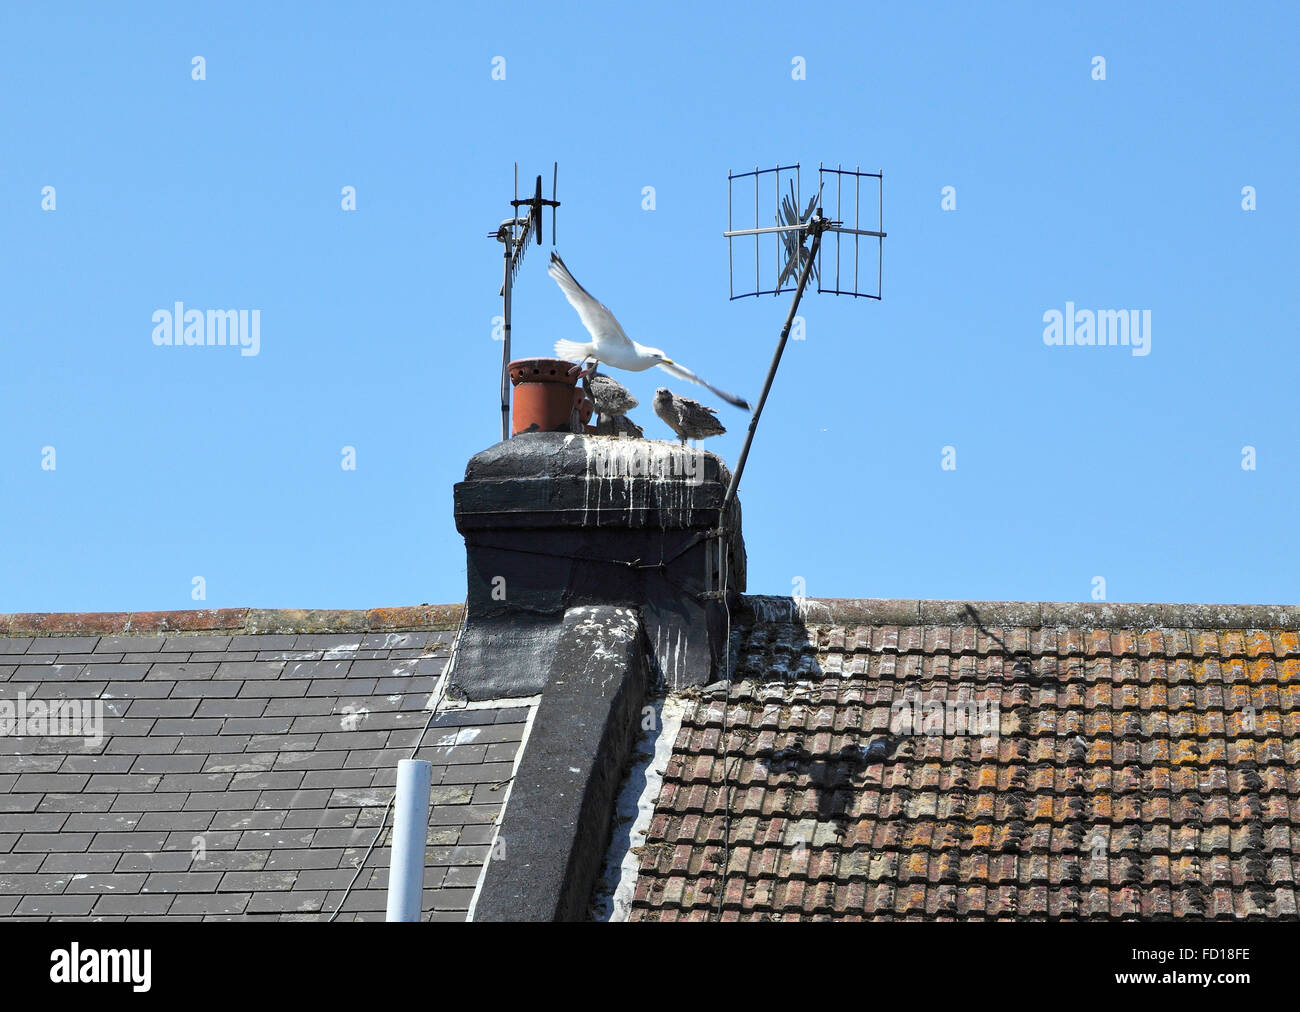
[661,357,675,365]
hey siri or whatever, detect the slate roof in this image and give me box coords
[0,607,529,921]
[627,599,1300,921]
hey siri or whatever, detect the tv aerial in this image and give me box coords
[720,162,885,511]
[489,162,560,440]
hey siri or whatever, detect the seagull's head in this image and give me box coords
[643,346,672,365]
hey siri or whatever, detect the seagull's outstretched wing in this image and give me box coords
[657,359,751,411]
[548,253,636,355]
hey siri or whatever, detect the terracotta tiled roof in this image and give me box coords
[628,599,1300,921]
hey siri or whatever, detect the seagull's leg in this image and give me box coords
[581,371,596,425]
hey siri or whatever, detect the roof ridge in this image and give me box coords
[737,596,1300,630]
[0,604,465,637]
[4,596,1298,637]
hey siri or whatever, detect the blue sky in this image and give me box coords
[1,1,1296,613]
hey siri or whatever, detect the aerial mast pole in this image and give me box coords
[490,164,560,441]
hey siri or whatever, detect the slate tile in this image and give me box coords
[327,788,392,808]
[0,853,46,873]
[427,805,501,827]
[62,814,140,833]
[96,635,165,653]
[254,789,332,810]
[93,894,175,915]
[284,660,353,680]
[236,680,309,698]
[168,893,250,915]
[62,873,149,894]
[109,793,189,813]
[308,828,384,849]
[214,661,285,681]
[307,679,377,697]
[16,895,98,916]
[296,870,358,890]
[218,870,297,892]
[175,734,251,754]
[115,852,197,873]
[229,635,297,651]
[282,808,358,830]
[182,791,263,812]
[436,762,516,786]
[152,717,225,735]
[0,872,73,895]
[14,773,90,792]
[37,636,100,654]
[191,850,269,872]
[157,773,234,792]
[160,636,232,653]
[136,812,214,833]
[318,731,390,750]
[246,733,319,752]
[102,681,174,699]
[483,742,519,763]
[38,794,116,813]
[85,774,161,793]
[194,698,266,718]
[348,659,419,679]
[16,664,83,681]
[164,830,240,851]
[60,755,135,773]
[104,736,181,755]
[264,849,345,871]
[147,662,218,681]
[130,755,207,774]
[263,697,336,717]
[89,832,169,853]
[247,891,328,913]
[236,830,315,850]
[302,769,374,790]
[221,716,295,735]
[0,813,68,833]
[203,753,276,773]
[456,824,498,846]
[229,771,304,791]
[169,680,240,699]
[15,832,93,853]
[141,871,223,893]
[82,663,150,682]
[429,888,476,911]
[207,811,285,832]
[125,698,199,718]
[30,681,107,699]
[375,675,438,694]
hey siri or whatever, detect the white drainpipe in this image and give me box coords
[385,759,433,922]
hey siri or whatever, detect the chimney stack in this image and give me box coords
[451,432,745,698]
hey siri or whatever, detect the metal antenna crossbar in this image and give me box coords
[720,211,832,515]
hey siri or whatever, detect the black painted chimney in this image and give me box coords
[451,432,745,698]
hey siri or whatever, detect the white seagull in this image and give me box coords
[548,253,751,411]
